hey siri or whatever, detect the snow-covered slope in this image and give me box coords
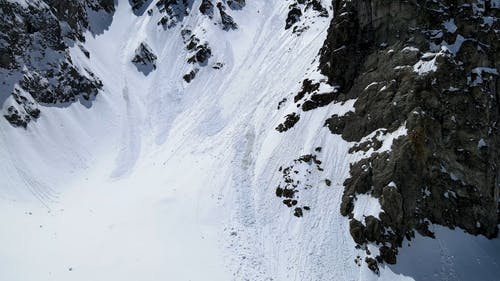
[0,1,499,281]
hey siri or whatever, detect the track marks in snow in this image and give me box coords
[111,85,142,178]
[16,168,59,208]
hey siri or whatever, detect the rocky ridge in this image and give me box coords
[0,0,114,128]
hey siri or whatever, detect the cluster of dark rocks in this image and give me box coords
[156,0,191,28]
[180,29,214,82]
[133,0,240,82]
[275,77,337,133]
[297,78,337,111]
[0,0,113,128]
[275,153,327,217]
[199,0,215,17]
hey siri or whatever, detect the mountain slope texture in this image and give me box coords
[0,0,499,280]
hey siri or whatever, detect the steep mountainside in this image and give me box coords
[0,1,499,281]
[318,0,499,271]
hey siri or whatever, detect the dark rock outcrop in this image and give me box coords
[226,0,245,10]
[181,29,213,82]
[276,113,300,133]
[132,42,157,75]
[183,69,199,83]
[285,5,302,30]
[0,0,113,127]
[156,0,191,28]
[129,0,153,15]
[199,0,215,17]
[217,2,238,31]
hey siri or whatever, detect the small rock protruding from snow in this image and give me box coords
[183,68,199,83]
[132,42,157,75]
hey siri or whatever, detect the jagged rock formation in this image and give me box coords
[316,0,500,270]
[199,0,215,17]
[181,29,213,82]
[156,0,192,28]
[132,42,158,75]
[217,2,238,30]
[285,0,329,34]
[276,112,300,133]
[0,0,113,128]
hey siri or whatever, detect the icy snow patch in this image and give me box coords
[413,53,438,74]
[443,19,457,33]
[353,194,383,223]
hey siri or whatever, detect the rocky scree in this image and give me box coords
[275,153,329,218]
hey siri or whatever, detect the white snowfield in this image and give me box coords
[0,1,499,281]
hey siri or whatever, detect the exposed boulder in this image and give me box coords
[183,69,199,83]
[285,5,302,30]
[132,42,158,75]
[349,219,367,245]
[276,113,300,133]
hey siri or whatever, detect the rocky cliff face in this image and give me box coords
[0,0,113,128]
[316,0,499,272]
